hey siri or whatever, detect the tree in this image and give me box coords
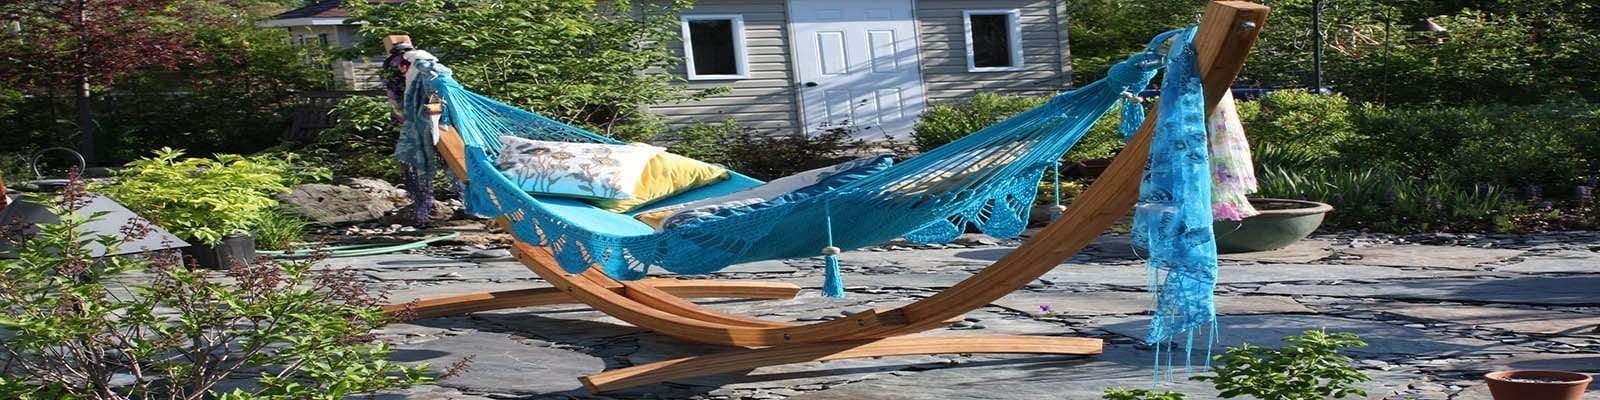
[347,0,721,139]
[0,0,204,164]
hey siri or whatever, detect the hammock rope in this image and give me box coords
[393,28,1219,364]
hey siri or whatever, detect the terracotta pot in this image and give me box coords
[1213,198,1333,253]
[1484,370,1592,400]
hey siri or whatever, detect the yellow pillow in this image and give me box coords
[589,151,728,213]
[633,205,686,229]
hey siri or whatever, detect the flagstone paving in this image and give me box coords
[351,229,1600,399]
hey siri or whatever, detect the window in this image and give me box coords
[681,15,749,80]
[963,10,1024,72]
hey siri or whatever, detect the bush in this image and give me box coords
[0,180,442,399]
[1193,330,1370,400]
[99,149,330,246]
[348,0,721,137]
[253,208,311,251]
[1345,102,1597,189]
[1104,388,1186,400]
[655,120,865,181]
[913,93,1047,151]
[1257,167,1518,232]
[912,93,1124,161]
[1235,91,1356,168]
[306,96,408,183]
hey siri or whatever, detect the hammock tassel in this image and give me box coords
[821,246,844,298]
[821,203,846,298]
[1118,91,1147,140]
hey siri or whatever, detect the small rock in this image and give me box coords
[468,248,512,259]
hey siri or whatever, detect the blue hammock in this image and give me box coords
[397,28,1218,352]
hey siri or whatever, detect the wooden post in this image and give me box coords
[0,174,9,212]
[382,35,413,54]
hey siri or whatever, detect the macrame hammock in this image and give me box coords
[392,27,1233,351]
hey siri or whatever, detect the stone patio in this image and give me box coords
[346,228,1600,399]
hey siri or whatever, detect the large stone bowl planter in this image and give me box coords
[1484,370,1592,400]
[1213,198,1333,254]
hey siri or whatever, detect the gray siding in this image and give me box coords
[914,0,1068,103]
[646,0,801,133]
[647,0,1071,134]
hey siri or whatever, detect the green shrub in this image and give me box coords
[0,181,441,399]
[1346,102,1597,188]
[253,208,311,251]
[1236,91,1356,168]
[306,96,407,183]
[1103,388,1186,400]
[99,149,330,246]
[662,118,741,167]
[348,0,721,137]
[1193,330,1370,400]
[1257,167,1517,232]
[652,120,865,181]
[913,93,1046,151]
[912,93,1124,161]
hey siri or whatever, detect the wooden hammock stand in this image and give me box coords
[381,2,1268,392]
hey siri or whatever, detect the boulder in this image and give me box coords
[277,178,408,224]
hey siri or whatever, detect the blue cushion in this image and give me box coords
[661,155,894,230]
[532,196,657,237]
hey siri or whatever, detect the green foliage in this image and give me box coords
[1063,0,1600,104]
[1257,167,1518,232]
[1193,330,1370,400]
[1235,91,1356,165]
[306,96,408,183]
[0,182,438,399]
[655,120,865,180]
[912,93,1123,161]
[0,1,327,165]
[348,0,720,136]
[1346,102,1597,188]
[1104,388,1187,400]
[662,118,741,166]
[253,208,310,251]
[99,149,329,246]
[913,93,1047,151]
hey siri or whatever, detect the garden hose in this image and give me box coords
[259,232,462,259]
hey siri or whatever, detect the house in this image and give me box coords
[261,0,1073,139]
[257,0,401,90]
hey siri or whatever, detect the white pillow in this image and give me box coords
[494,136,663,200]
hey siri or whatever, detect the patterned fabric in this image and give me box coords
[494,136,663,200]
[590,151,730,213]
[1129,27,1219,368]
[651,155,895,231]
[1208,91,1260,221]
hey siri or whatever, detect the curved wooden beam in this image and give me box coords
[381,279,803,320]
[579,335,1104,392]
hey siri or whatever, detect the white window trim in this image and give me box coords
[962,9,1025,72]
[681,14,750,80]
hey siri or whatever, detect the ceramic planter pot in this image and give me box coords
[1212,198,1333,254]
[184,234,256,270]
[1485,370,1592,400]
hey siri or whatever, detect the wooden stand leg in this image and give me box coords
[579,336,1104,392]
[385,279,803,319]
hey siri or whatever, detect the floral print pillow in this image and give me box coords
[494,136,664,200]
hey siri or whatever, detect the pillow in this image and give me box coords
[494,136,662,200]
[588,151,730,213]
[634,155,895,230]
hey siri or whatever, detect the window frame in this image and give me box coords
[962,9,1025,72]
[680,14,750,81]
